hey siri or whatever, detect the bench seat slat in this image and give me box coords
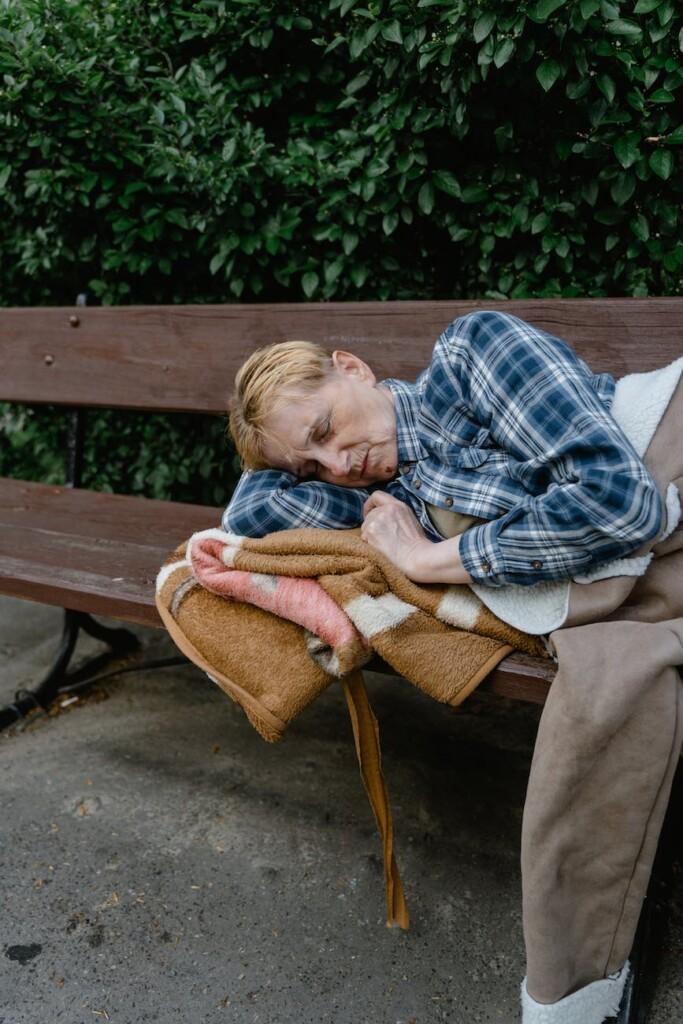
[0,477,555,701]
[0,478,220,625]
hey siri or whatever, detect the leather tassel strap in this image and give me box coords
[342,668,409,930]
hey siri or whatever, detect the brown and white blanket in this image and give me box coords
[155,524,548,929]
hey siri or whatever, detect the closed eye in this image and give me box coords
[316,416,332,441]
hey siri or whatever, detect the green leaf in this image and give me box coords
[302,271,319,297]
[649,150,673,179]
[610,171,635,205]
[649,89,674,102]
[579,0,600,16]
[536,60,561,92]
[531,212,549,233]
[665,126,683,144]
[630,214,650,241]
[634,0,662,11]
[222,138,237,163]
[493,39,515,68]
[432,170,461,197]
[382,21,403,45]
[460,184,488,203]
[596,74,615,104]
[532,0,567,21]
[343,231,359,255]
[324,259,344,285]
[605,19,643,38]
[366,158,389,178]
[382,211,399,235]
[209,251,226,275]
[346,73,371,95]
[418,181,435,215]
[350,265,368,288]
[473,13,496,43]
[594,208,625,225]
[0,166,11,191]
[170,94,186,115]
[614,134,641,169]
[605,233,619,252]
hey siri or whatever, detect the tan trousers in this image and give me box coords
[521,375,683,1003]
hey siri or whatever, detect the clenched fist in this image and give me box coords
[361,490,474,585]
[360,491,432,578]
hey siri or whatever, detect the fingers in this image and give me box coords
[362,490,398,517]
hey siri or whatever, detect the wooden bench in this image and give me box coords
[1,297,681,1021]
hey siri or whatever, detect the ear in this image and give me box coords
[331,350,376,385]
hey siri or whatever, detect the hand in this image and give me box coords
[361,491,474,585]
[360,491,432,578]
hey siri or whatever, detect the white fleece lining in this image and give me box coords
[155,558,191,592]
[521,961,630,1024]
[663,480,682,543]
[573,553,653,585]
[471,356,683,635]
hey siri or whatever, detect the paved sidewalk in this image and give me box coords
[0,595,681,1024]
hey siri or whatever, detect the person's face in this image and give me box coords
[259,350,399,487]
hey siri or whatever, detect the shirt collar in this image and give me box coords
[379,375,426,468]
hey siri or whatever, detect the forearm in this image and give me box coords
[223,469,371,537]
[409,534,474,586]
[458,474,663,588]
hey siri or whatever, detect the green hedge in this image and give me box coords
[1,0,681,497]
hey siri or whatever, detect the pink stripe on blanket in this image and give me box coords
[189,535,362,651]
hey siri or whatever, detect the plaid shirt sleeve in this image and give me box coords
[222,468,372,536]
[453,311,665,587]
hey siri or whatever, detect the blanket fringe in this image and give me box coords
[342,669,410,930]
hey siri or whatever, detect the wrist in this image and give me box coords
[411,535,473,585]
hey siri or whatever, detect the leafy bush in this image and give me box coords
[0,0,681,496]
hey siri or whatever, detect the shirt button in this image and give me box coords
[444,497,453,507]
[414,479,421,489]
[399,463,410,474]
[532,559,543,569]
[481,561,491,573]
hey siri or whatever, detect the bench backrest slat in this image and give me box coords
[2,299,682,414]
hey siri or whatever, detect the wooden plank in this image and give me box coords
[0,478,221,625]
[2,299,682,413]
[480,651,554,704]
[366,651,554,706]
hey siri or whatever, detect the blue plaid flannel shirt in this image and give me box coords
[223,310,663,587]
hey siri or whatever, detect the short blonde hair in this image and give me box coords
[227,340,335,470]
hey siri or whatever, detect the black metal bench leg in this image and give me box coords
[0,608,140,732]
[616,758,683,1024]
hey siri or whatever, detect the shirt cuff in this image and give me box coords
[458,522,506,587]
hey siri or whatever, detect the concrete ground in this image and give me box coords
[0,595,681,1024]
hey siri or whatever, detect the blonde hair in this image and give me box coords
[227,340,335,470]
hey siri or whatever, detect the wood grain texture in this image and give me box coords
[2,298,682,413]
[0,477,221,625]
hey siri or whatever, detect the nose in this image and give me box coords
[318,447,351,478]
